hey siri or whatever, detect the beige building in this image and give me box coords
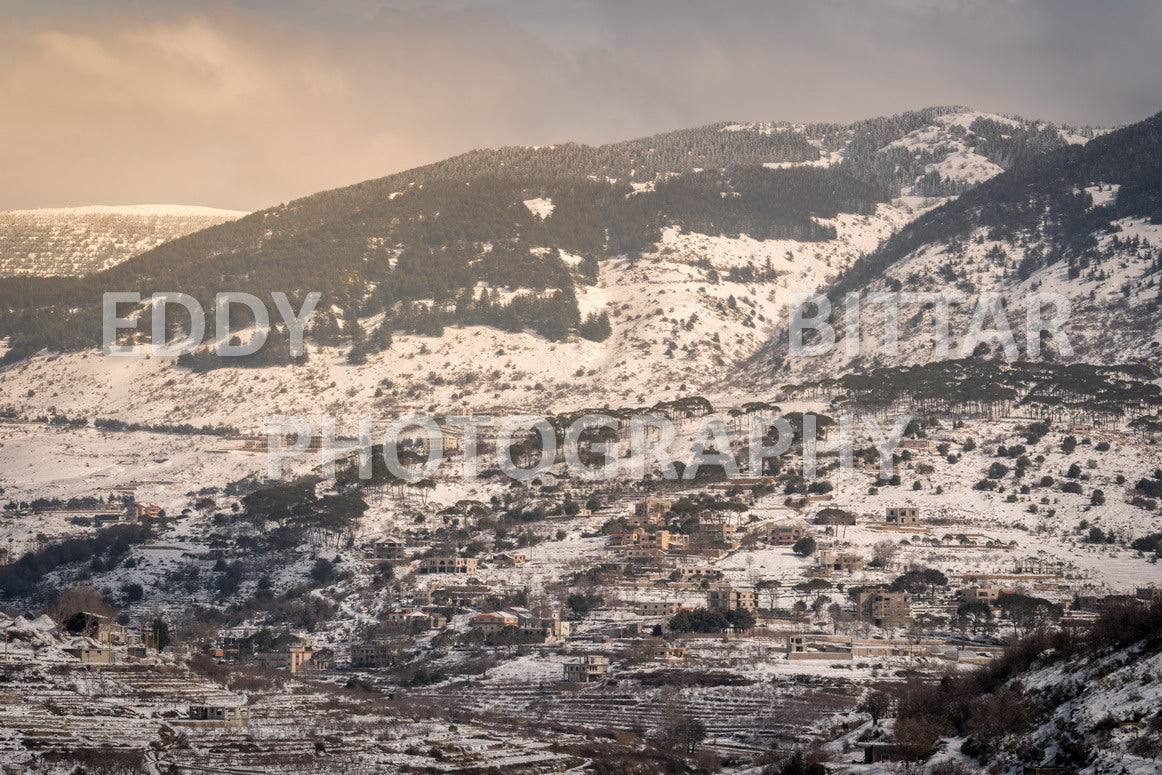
[385,608,447,630]
[787,634,854,660]
[633,497,672,524]
[63,646,118,665]
[767,523,808,545]
[371,538,406,561]
[350,641,398,669]
[884,506,920,525]
[857,590,912,626]
[127,501,162,520]
[964,587,1007,604]
[427,583,496,607]
[610,530,688,553]
[564,655,609,682]
[63,611,126,644]
[707,585,758,612]
[815,549,865,575]
[669,566,722,584]
[254,648,317,673]
[469,610,520,633]
[417,556,478,575]
[470,607,570,640]
[898,438,938,454]
[634,601,683,617]
[696,519,734,544]
[648,644,687,660]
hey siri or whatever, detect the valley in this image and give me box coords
[1,105,1160,775]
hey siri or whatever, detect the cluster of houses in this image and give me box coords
[469,606,570,641]
[287,492,1157,686]
[57,611,179,665]
[628,581,912,626]
[0,611,171,668]
[207,627,330,673]
[241,581,1161,677]
[367,539,526,573]
[349,605,568,668]
[786,633,1003,663]
[610,510,808,561]
[92,501,164,524]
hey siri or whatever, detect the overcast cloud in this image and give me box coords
[2,0,1160,210]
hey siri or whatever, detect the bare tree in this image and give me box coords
[893,715,943,761]
[49,586,113,625]
[654,691,708,755]
[858,690,891,726]
[870,540,899,568]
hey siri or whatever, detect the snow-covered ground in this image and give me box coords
[0,192,938,435]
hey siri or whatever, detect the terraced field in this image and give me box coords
[398,675,862,758]
[0,662,603,773]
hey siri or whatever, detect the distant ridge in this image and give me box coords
[0,205,249,278]
[4,204,249,218]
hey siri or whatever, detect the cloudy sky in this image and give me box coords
[3,0,1160,210]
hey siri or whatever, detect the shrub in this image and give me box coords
[792,536,817,556]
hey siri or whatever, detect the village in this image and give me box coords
[2,401,1162,771]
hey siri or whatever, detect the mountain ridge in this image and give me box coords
[0,107,1088,367]
[751,110,1162,389]
[0,205,248,279]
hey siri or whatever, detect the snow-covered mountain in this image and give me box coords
[755,111,1162,388]
[0,108,1103,427]
[0,204,247,277]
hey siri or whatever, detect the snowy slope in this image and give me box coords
[753,111,1162,386]
[767,215,1162,384]
[995,632,1162,774]
[0,110,1091,427]
[0,199,935,429]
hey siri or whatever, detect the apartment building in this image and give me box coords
[706,585,758,612]
[564,655,609,683]
[857,590,912,626]
[371,537,406,561]
[633,601,683,617]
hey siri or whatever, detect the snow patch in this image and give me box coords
[522,198,554,219]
